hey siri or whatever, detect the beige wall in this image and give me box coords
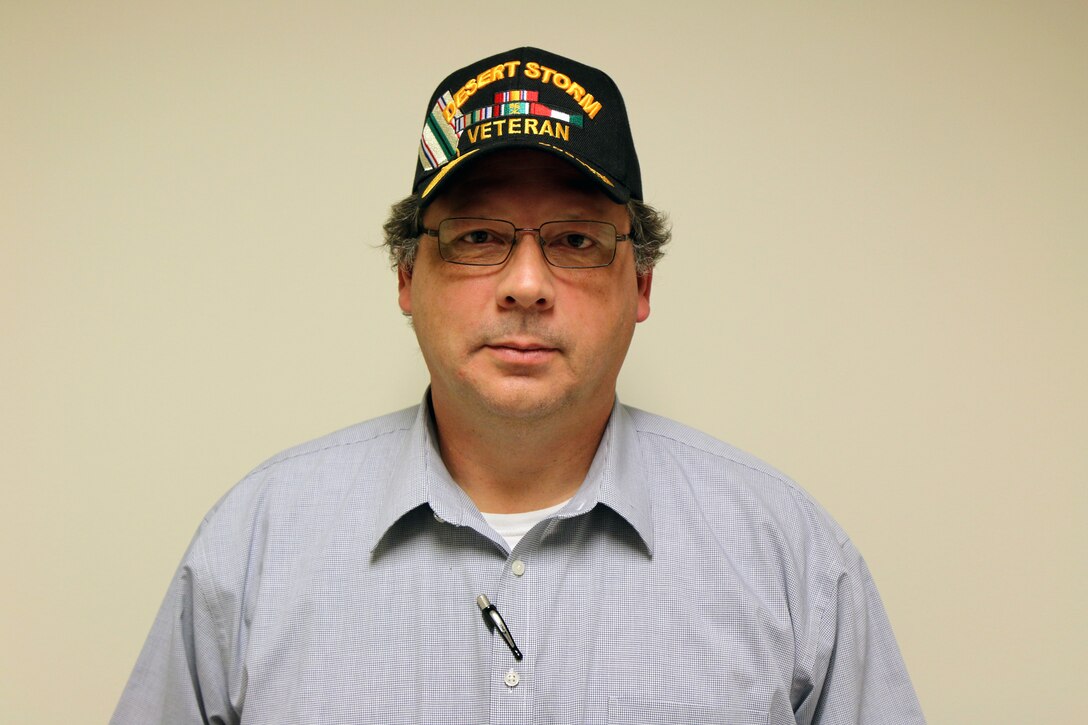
[3,2,1085,722]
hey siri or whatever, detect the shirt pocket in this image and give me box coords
[607,697,770,725]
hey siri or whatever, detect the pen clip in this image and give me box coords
[477,594,523,660]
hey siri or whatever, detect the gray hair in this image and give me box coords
[382,194,670,275]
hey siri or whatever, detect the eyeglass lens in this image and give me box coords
[437,218,619,268]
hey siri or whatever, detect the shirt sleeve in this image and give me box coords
[803,538,926,724]
[110,532,238,725]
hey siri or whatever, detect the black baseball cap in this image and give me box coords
[412,47,642,206]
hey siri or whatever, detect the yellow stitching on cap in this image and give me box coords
[535,142,615,187]
[520,61,603,119]
[444,60,522,123]
[421,149,481,199]
[464,118,571,144]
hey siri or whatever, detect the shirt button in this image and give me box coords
[511,559,525,576]
[504,669,520,688]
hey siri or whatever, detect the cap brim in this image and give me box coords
[417,139,631,206]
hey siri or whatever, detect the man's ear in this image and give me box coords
[397,265,413,315]
[635,270,653,323]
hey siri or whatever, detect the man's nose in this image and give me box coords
[495,231,556,311]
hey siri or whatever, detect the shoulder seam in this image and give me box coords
[634,427,795,487]
[249,424,411,476]
[634,426,842,546]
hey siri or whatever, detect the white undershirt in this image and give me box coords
[480,499,570,550]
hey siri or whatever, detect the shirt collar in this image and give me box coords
[370,394,477,551]
[557,401,655,554]
[371,392,655,555]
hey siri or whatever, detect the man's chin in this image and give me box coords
[469,380,575,421]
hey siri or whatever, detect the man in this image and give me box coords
[113,48,924,724]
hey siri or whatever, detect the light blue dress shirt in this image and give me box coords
[112,397,924,724]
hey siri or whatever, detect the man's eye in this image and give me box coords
[462,230,500,245]
[553,233,596,250]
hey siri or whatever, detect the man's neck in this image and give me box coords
[429,392,612,514]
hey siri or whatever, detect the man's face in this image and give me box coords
[399,150,652,423]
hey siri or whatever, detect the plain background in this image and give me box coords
[3,2,1085,722]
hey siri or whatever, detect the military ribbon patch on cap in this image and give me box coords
[419,91,462,171]
[419,86,588,173]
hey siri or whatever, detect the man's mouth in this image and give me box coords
[484,339,560,363]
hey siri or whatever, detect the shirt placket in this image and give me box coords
[486,543,535,724]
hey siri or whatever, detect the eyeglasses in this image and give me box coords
[423,217,632,269]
